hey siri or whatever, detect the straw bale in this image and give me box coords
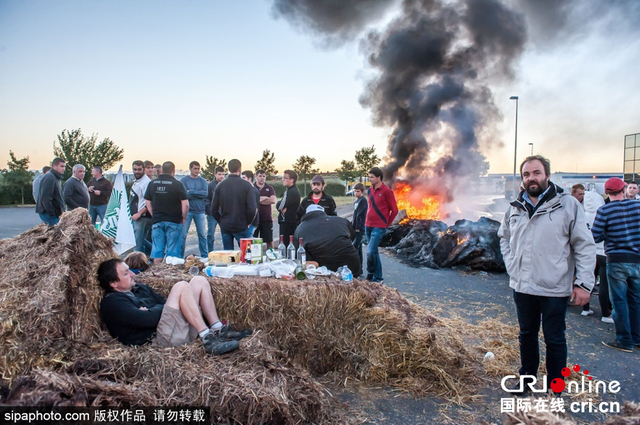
[137,269,481,401]
[0,209,115,378]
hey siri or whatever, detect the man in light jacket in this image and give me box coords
[498,155,595,395]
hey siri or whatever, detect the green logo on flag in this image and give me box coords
[101,190,121,238]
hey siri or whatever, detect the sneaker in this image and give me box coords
[601,316,614,324]
[202,333,239,355]
[581,310,594,316]
[216,324,252,341]
[602,340,633,353]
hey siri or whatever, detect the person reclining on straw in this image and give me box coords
[97,258,250,355]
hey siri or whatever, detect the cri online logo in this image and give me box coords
[501,364,621,394]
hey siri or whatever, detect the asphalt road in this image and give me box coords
[0,206,43,239]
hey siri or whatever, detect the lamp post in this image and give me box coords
[510,96,519,200]
[529,142,533,155]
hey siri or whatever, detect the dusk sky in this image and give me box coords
[1,0,638,176]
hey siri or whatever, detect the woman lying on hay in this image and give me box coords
[97,258,251,355]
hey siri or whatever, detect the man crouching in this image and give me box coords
[97,258,250,355]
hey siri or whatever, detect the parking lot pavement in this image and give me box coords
[0,206,42,239]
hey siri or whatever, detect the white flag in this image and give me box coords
[100,165,136,254]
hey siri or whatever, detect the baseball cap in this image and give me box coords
[306,204,325,214]
[311,175,325,185]
[604,177,626,194]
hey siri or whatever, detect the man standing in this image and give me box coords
[36,158,66,226]
[87,166,113,225]
[210,159,257,250]
[364,167,398,283]
[352,183,368,276]
[254,169,277,249]
[181,161,209,257]
[130,160,152,255]
[498,155,595,393]
[626,181,640,200]
[98,258,246,355]
[63,164,90,211]
[300,175,337,216]
[205,166,225,252]
[277,170,301,245]
[241,170,260,236]
[32,166,51,204]
[592,177,640,352]
[144,161,188,264]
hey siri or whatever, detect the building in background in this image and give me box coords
[624,132,640,182]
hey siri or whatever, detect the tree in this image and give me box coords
[335,160,359,188]
[293,155,319,196]
[254,150,278,179]
[354,145,380,180]
[2,151,33,204]
[201,156,227,181]
[53,129,123,182]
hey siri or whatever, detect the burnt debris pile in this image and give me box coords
[381,217,505,272]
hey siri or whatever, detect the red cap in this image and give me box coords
[604,177,626,194]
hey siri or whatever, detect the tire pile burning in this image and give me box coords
[380,182,505,272]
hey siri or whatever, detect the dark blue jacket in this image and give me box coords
[352,197,368,233]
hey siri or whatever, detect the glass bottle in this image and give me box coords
[297,238,306,266]
[278,235,286,259]
[287,236,296,261]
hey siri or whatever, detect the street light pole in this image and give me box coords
[510,96,519,200]
[529,142,533,155]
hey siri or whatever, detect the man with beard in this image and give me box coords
[299,175,337,217]
[498,155,595,395]
[131,160,152,255]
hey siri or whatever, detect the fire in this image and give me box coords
[394,181,442,222]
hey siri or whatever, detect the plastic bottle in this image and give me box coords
[287,236,296,261]
[340,266,353,282]
[204,266,235,278]
[278,235,286,259]
[297,238,306,266]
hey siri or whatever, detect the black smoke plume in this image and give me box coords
[273,0,526,202]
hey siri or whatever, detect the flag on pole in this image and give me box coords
[100,165,136,254]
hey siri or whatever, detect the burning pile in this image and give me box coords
[384,182,505,272]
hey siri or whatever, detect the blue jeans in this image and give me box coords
[207,215,218,252]
[606,262,640,348]
[39,213,60,226]
[150,221,183,260]
[133,216,152,256]
[513,291,569,385]
[365,226,386,282]
[353,231,364,276]
[221,228,252,250]
[89,204,108,225]
[181,212,207,257]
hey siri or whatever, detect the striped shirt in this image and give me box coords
[591,199,640,263]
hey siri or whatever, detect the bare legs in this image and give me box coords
[164,276,220,333]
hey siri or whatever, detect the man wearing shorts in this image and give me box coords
[98,258,249,354]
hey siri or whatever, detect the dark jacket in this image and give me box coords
[87,177,113,206]
[211,174,258,234]
[63,176,90,210]
[299,192,337,219]
[205,179,219,216]
[294,210,361,276]
[277,185,301,224]
[352,197,368,233]
[35,169,65,217]
[100,283,166,346]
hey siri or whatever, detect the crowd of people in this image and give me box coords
[35,157,399,282]
[499,155,640,395]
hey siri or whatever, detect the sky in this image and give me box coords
[0,0,638,175]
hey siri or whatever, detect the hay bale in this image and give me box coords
[138,268,481,401]
[0,209,115,378]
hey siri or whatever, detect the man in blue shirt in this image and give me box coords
[592,177,640,353]
[181,161,209,257]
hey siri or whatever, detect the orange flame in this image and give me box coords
[394,181,442,222]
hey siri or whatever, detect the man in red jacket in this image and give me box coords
[365,167,398,283]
